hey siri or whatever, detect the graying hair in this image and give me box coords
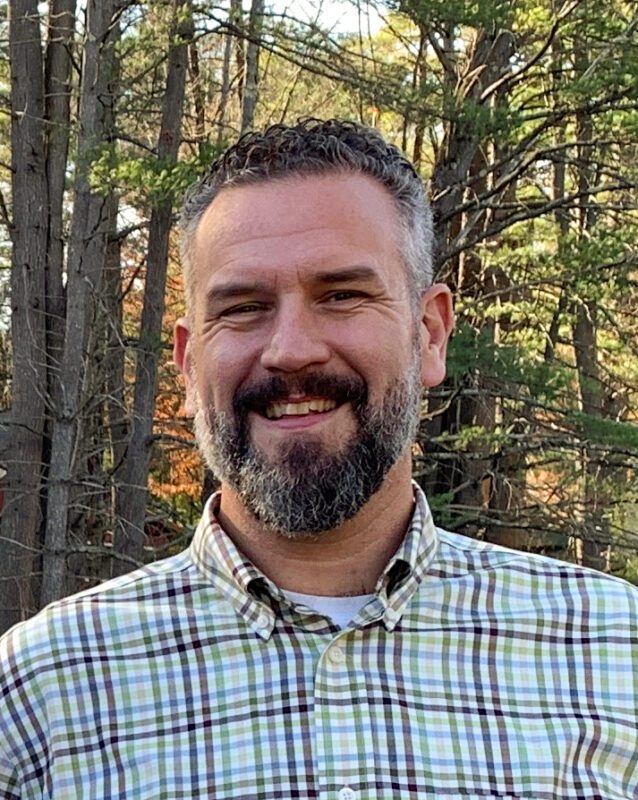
[179,118,433,311]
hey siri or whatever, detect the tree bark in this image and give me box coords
[188,38,206,150]
[104,227,127,500]
[573,299,608,571]
[67,12,121,592]
[411,25,427,168]
[424,12,515,537]
[571,37,607,572]
[40,0,118,605]
[113,0,193,573]
[44,0,75,398]
[0,0,49,632]
[216,18,234,144]
[431,24,514,263]
[240,0,264,134]
[37,0,77,602]
[544,12,570,363]
[231,0,245,109]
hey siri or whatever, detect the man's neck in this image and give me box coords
[215,459,415,596]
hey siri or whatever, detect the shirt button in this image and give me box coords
[256,613,270,630]
[328,645,346,665]
[338,787,357,800]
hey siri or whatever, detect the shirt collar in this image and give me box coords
[189,481,439,635]
[189,496,278,638]
[370,481,440,629]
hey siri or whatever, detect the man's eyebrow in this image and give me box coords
[206,281,268,305]
[206,267,379,304]
[313,266,380,283]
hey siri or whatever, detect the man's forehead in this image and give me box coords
[195,171,399,242]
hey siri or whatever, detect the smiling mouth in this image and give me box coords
[264,398,338,420]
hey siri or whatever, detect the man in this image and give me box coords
[1,119,636,799]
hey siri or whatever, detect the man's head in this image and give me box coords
[180,118,434,313]
[175,120,453,537]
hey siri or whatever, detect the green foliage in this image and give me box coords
[442,95,522,139]
[615,552,638,587]
[569,412,638,452]
[89,142,225,206]
[392,0,512,30]
[437,424,511,453]
[6,0,636,598]
[429,497,460,530]
[447,322,573,404]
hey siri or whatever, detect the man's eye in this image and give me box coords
[222,303,264,316]
[325,290,364,303]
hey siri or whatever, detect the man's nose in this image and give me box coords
[260,303,331,373]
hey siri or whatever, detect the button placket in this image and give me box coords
[315,635,365,800]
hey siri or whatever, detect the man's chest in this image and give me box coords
[36,624,637,799]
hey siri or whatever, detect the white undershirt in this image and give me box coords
[282,589,374,629]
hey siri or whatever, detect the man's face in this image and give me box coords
[175,173,452,535]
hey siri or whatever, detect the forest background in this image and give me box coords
[1,0,637,634]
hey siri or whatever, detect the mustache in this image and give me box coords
[233,372,368,417]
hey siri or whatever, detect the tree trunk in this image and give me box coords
[431,24,514,262]
[544,16,570,363]
[104,227,127,500]
[481,94,528,550]
[188,38,206,150]
[114,0,193,573]
[38,0,77,602]
[411,25,427,168]
[44,0,75,402]
[571,38,607,572]
[573,300,608,571]
[240,0,264,133]
[66,12,121,592]
[0,0,49,632]
[216,20,234,144]
[231,0,245,109]
[425,14,515,536]
[40,0,118,605]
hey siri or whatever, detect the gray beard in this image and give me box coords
[193,361,422,537]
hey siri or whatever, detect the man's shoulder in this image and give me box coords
[431,525,638,616]
[0,548,198,677]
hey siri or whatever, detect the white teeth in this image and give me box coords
[265,398,337,419]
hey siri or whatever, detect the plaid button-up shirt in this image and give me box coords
[1,485,637,799]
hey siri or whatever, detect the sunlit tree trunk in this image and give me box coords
[0,0,49,631]
[572,39,607,571]
[44,0,75,405]
[38,0,77,599]
[40,0,118,605]
[240,0,264,133]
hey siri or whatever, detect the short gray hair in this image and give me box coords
[180,118,433,311]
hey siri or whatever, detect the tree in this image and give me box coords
[40,0,119,605]
[1,0,49,629]
[386,0,638,564]
[114,0,193,572]
[1,0,636,634]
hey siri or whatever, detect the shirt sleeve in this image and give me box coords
[0,621,49,800]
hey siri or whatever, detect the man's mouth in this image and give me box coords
[234,372,366,428]
[264,398,338,420]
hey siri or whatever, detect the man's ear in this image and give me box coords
[419,283,454,388]
[173,317,197,416]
